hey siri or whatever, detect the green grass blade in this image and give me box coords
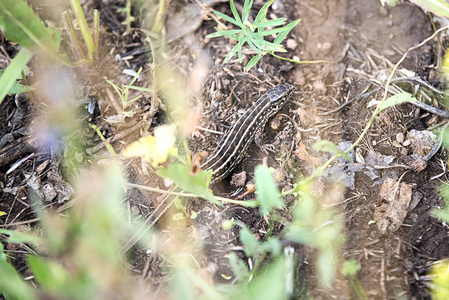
[69,0,96,59]
[377,92,416,113]
[274,18,301,45]
[242,0,254,23]
[0,0,57,52]
[229,0,242,24]
[0,48,33,105]
[213,10,243,28]
[106,79,123,97]
[254,0,274,26]
[123,85,153,92]
[245,54,263,71]
[255,18,287,29]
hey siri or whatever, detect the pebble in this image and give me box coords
[312,80,327,94]
[131,206,140,215]
[401,147,408,156]
[286,39,298,50]
[379,6,389,17]
[403,140,411,147]
[396,132,405,144]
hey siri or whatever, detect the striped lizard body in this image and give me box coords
[123,84,294,251]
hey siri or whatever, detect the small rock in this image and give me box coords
[312,80,327,94]
[401,147,408,156]
[403,140,411,147]
[319,42,332,54]
[379,6,388,17]
[42,183,57,202]
[131,206,140,215]
[294,70,306,85]
[396,132,405,144]
[286,39,298,50]
[230,171,246,187]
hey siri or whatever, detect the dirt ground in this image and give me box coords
[1,0,449,299]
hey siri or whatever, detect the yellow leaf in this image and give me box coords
[121,124,178,167]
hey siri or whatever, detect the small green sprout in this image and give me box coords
[206,0,301,70]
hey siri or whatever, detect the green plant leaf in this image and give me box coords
[284,181,343,286]
[230,0,242,25]
[0,259,37,300]
[258,27,289,37]
[0,0,57,53]
[27,255,70,294]
[246,31,264,54]
[224,41,243,64]
[208,29,242,38]
[229,251,250,279]
[240,226,259,257]
[313,140,352,162]
[245,54,263,71]
[157,164,222,206]
[274,18,301,45]
[254,0,274,26]
[341,259,361,277]
[237,35,245,62]
[260,237,282,256]
[0,69,34,95]
[243,257,288,300]
[381,0,399,5]
[409,0,449,17]
[255,18,287,29]
[0,48,33,105]
[123,85,153,92]
[206,30,224,39]
[212,9,243,28]
[242,0,254,23]
[254,165,284,215]
[0,228,40,244]
[253,34,285,52]
[377,92,416,113]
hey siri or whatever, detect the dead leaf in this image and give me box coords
[293,104,319,128]
[294,141,322,166]
[374,177,414,234]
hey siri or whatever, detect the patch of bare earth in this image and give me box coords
[294,0,448,299]
[1,0,449,299]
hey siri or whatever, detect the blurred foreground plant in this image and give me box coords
[0,165,137,299]
[0,0,99,104]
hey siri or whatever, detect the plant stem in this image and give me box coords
[268,51,332,64]
[124,182,259,207]
[69,0,96,60]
